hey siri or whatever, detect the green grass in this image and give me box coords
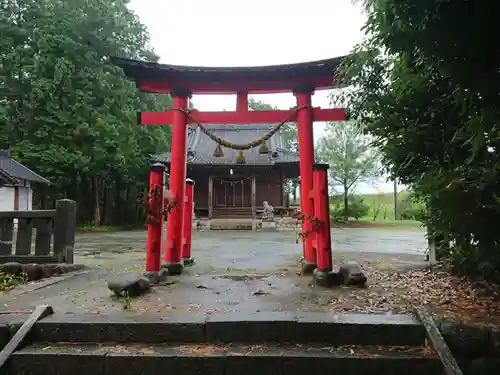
[331,192,425,231]
[77,223,148,232]
[334,219,424,231]
[358,191,411,221]
[77,224,128,232]
[0,272,28,292]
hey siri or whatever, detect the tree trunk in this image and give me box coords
[343,179,349,222]
[93,177,101,226]
[103,182,114,225]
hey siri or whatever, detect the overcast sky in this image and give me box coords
[127,0,399,194]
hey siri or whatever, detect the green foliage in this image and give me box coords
[340,0,500,279]
[0,272,27,292]
[317,121,380,221]
[329,195,370,221]
[0,0,172,225]
[248,98,298,152]
[363,192,398,221]
[399,198,426,222]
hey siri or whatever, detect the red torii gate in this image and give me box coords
[112,56,347,284]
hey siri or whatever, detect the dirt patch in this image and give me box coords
[314,263,500,328]
[106,260,500,330]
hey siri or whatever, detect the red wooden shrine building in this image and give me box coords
[111,56,346,282]
[151,124,300,219]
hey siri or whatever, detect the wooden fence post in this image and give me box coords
[53,199,77,263]
[0,219,14,255]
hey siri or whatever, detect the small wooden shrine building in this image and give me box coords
[152,124,300,218]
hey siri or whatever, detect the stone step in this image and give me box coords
[209,219,254,230]
[9,342,442,375]
[0,312,427,346]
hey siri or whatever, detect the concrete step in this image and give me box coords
[9,342,442,375]
[1,312,427,346]
[209,219,254,230]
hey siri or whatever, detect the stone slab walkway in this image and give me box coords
[0,228,428,315]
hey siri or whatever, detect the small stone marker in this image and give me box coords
[21,264,42,281]
[144,268,169,285]
[107,271,151,297]
[339,261,367,287]
[157,268,169,283]
[0,262,23,275]
[313,268,344,287]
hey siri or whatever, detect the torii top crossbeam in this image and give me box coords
[111,56,346,95]
[111,56,348,124]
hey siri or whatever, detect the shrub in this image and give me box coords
[329,195,370,221]
[399,198,426,221]
[400,206,426,221]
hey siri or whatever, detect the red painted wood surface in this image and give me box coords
[164,95,189,267]
[182,179,194,261]
[140,108,346,125]
[145,164,164,273]
[138,76,336,94]
[295,91,316,266]
[313,164,333,271]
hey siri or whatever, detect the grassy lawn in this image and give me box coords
[334,219,424,231]
[357,191,412,221]
[77,224,146,232]
[333,192,425,231]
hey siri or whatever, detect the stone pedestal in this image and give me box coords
[313,268,343,287]
[300,258,317,275]
[183,257,195,267]
[143,268,169,285]
[339,261,367,287]
[260,221,277,232]
[108,271,151,297]
[161,261,184,276]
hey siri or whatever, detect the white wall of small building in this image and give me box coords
[0,186,15,211]
[20,180,32,210]
[0,180,33,211]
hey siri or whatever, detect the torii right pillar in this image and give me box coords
[312,163,340,287]
[294,85,317,274]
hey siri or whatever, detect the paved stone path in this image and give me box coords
[73,228,427,269]
[0,228,428,315]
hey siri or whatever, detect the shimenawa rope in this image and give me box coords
[171,106,311,151]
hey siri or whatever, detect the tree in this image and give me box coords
[248,98,298,151]
[0,0,172,226]
[316,121,380,221]
[338,0,500,278]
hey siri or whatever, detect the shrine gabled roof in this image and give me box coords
[152,124,299,166]
[0,168,18,186]
[110,56,347,94]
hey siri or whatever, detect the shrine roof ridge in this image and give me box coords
[152,124,300,166]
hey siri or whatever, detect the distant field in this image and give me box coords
[293,190,424,226]
[333,219,424,231]
[358,191,410,221]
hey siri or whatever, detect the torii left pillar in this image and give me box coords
[163,88,191,275]
[294,85,317,275]
[145,163,165,275]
